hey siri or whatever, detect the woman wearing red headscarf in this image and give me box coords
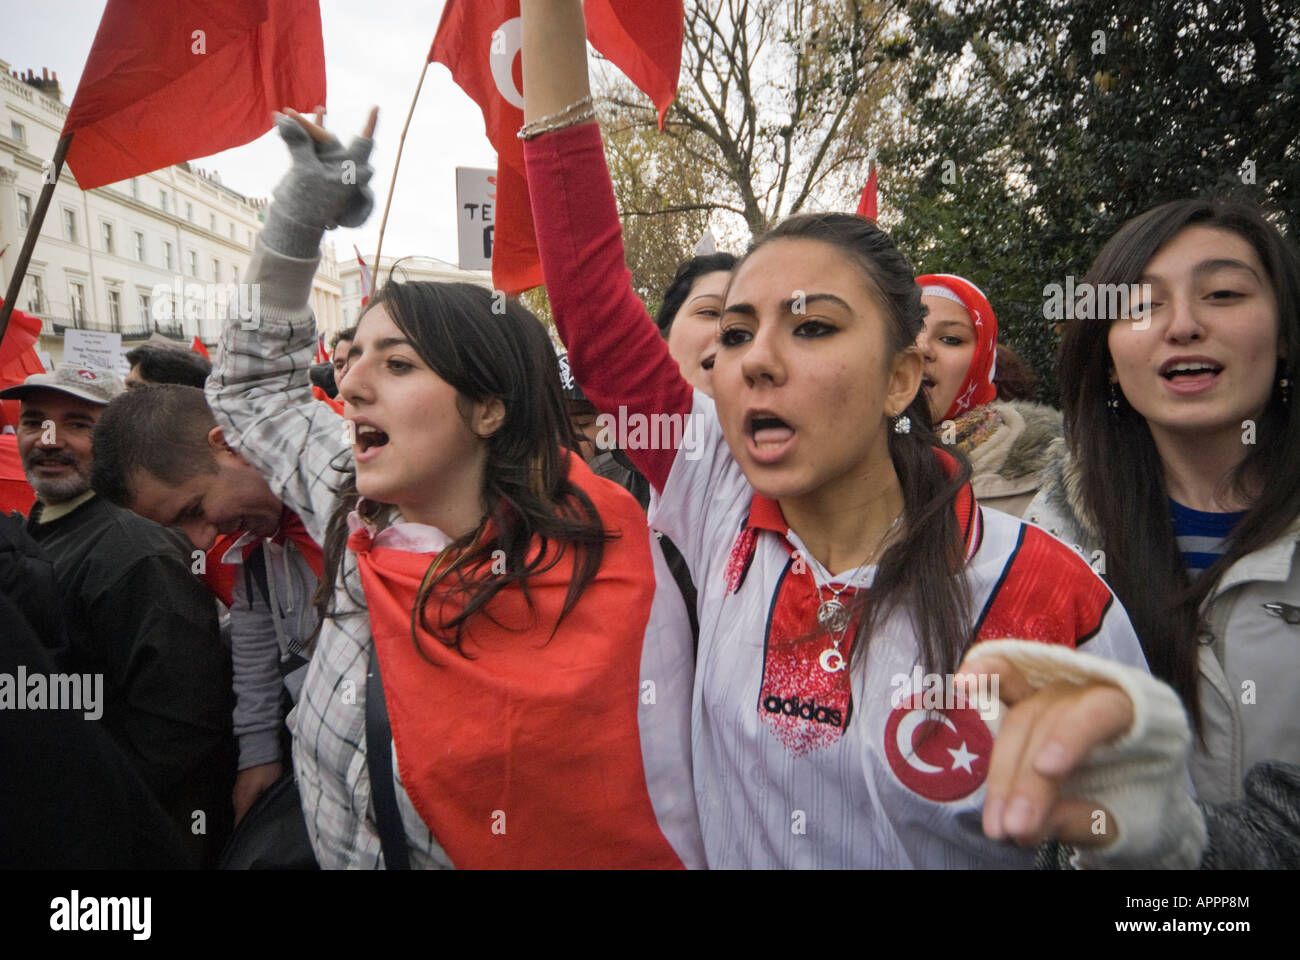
[916,274,1062,517]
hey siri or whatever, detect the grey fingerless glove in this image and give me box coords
[261,113,376,258]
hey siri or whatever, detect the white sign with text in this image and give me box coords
[455,167,497,271]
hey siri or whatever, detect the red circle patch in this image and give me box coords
[883,695,993,802]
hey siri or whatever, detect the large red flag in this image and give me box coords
[429,0,683,295]
[62,0,326,191]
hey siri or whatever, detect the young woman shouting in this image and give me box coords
[207,108,702,869]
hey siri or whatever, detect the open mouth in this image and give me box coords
[922,375,936,389]
[1160,361,1223,381]
[748,412,795,447]
[354,423,390,453]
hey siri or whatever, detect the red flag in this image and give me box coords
[429,0,682,294]
[315,335,329,365]
[0,299,46,431]
[0,299,41,373]
[190,335,210,359]
[585,1,683,130]
[62,0,326,191]
[856,159,878,221]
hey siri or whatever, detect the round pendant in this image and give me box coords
[819,648,847,673]
[817,598,850,634]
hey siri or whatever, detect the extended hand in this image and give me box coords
[959,651,1133,848]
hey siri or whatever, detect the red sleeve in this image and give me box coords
[524,122,694,491]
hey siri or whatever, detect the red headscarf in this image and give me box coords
[916,273,999,421]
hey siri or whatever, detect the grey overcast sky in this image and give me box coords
[5,0,501,266]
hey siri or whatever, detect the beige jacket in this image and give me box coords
[1025,452,1300,804]
[957,400,1063,518]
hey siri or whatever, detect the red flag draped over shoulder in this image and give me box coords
[429,0,683,295]
[62,0,326,191]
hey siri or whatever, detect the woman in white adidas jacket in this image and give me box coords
[520,0,1205,869]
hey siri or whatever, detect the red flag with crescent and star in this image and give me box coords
[429,0,683,294]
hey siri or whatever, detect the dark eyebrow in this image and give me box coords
[350,336,413,359]
[723,293,854,319]
[1143,258,1264,285]
[788,293,853,314]
[1193,258,1263,282]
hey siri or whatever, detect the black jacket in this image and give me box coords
[27,494,236,867]
[0,520,192,868]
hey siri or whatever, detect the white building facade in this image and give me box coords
[336,254,491,332]
[0,60,341,367]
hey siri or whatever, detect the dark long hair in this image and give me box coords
[1058,198,1300,733]
[313,282,610,656]
[742,213,974,678]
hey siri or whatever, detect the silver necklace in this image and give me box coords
[808,512,903,673]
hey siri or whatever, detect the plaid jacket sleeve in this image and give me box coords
[206,239,351,545]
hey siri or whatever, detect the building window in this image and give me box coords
[229,222,236,240]
[69,282,86,324]
[212,259,221,282]
[10,120,25,145]
[159,190,169,213]
[162,241,174,271]
[101,221,114,255]
[247,230,253,246]
[232,264,238,284]
[17,193,32,229]
[138,292,152,326]
[107,288,122,330]
[130,177,140,200]
[186,201,194,222]
[63,209,78,243]
[188,250,199,278]
[134,231,145,261]
[209,213,217,231]
[26,275,44,313]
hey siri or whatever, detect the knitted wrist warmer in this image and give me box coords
[261,113,375,258]
[971,638,1207,869]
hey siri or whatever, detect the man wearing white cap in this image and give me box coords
[0,363,236,867]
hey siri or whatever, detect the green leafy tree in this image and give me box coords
[881,0,1300,403]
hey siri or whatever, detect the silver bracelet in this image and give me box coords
[517,95,596,140]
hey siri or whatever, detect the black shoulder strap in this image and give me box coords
[246,543,270,607]
[365,643,410,869]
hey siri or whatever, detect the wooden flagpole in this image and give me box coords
[0,133,71,344]
[371,58,432,286]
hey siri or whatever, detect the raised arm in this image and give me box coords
[521,1,694,491]
[206,109,377,543]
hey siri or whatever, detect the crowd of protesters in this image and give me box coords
[2,0,1298,870]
